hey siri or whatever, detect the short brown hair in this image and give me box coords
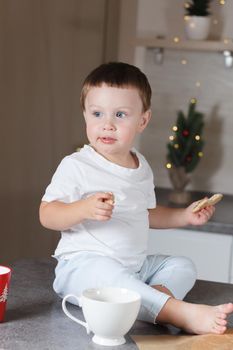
[80,62,151,112]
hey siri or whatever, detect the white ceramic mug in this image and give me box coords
[62,287,141,346]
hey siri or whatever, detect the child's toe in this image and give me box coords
[217,303,233,314]
[213,324,226,334]
[216,312,227,319]
[216,318,227,326]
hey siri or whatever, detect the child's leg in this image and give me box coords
[137,254,196,322]
[54,253,233,334]
[143,255,197,300]
[53,252,170,323]
[139,254,233,334]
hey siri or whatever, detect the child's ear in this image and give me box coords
[138,110,151,132]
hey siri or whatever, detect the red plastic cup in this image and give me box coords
[0,265,11,322]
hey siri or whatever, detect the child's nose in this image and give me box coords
[103,117,116,131]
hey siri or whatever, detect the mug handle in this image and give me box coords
[62,294,90,334]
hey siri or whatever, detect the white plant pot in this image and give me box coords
[185,16,211,40]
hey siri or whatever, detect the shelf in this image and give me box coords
[135,37,233,53]
[135,37,233,67]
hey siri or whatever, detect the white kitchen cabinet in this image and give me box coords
[148,228,233,283]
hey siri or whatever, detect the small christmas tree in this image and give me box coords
[166,99,205,173]
[166,99,205,204]
[185,0,212,17]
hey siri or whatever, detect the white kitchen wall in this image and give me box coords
[119,0,233,194]
[141,47,233,193]
[136,0,233,194]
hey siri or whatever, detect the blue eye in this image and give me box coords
[116,111,126,118]
[93,111,103,118]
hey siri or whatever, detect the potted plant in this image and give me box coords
[166,99,205,204]
[184,0,212,40]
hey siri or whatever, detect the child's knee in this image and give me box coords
[175,256,197,282]
[161,256,197,300]
[174,256,197,294]
[183,256,197,279]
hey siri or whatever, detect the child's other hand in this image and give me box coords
[84,192,114,221]
[184,199,215,226]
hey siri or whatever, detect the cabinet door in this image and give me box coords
[148,229,232,283]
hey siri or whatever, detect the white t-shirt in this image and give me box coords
[42,145,156,272]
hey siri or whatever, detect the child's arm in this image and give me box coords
[149,201,215,229]
[39,192,114,231]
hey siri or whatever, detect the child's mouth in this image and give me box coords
[99,137,116,144]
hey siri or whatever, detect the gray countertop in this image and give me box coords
[156,187,233,234]
[2,258,233,350]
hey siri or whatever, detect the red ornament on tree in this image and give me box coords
[186,155,192,162]
[182,129,189,137]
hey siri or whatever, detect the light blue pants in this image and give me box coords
[53,253,197,323]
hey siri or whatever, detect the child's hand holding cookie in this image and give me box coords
[84,192,115,221]
[103,192,115,205]
[184,193,223,226]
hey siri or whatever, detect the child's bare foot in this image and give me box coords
[157,298,233,335]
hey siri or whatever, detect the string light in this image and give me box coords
[169,135,175,141]
[174,144,179,149]
[195,135,200,141]
[219,0,225,5]
[172,126,178,132]
[181,59,187,65]
[173,37,180,43]
[184,2,190,9]
[198,152,203,157]
[166,163,172,169]
[184,15,190,21]
[190,98,197,104]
